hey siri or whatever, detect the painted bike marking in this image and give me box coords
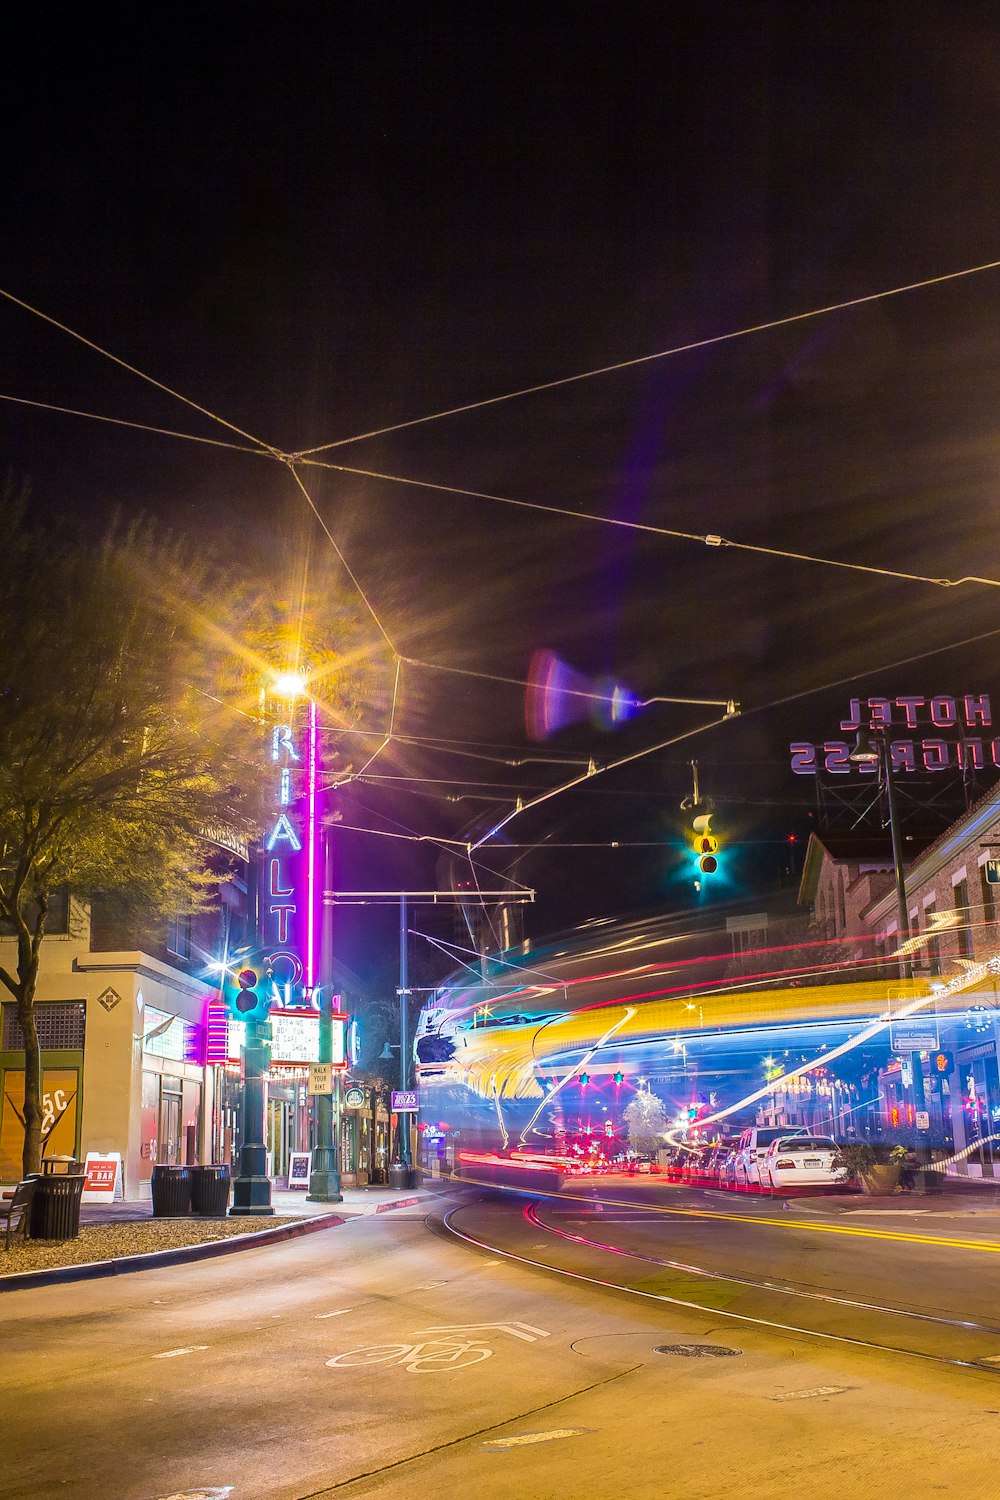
[483,1428,592,1450]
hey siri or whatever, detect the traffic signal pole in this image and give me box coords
[230,1001,275,1216]
[309,831,343,1201]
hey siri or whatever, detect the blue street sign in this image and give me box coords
[986,858,1000,885]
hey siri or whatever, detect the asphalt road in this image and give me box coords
[6,1181,1000,1500]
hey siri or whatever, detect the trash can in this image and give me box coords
[151,1164,193,1217]
[30,1172,85,1240]
[387,1161,413,1190]
[190,1164,231,1216]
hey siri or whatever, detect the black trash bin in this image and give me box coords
[151,1164,193,1217]
[190,1164,231,1216]
[30,1172,85,1241]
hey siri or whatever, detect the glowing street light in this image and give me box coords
[272,669,309,699]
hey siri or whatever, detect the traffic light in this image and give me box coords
[933,1051,953,1074]
[612,1070,624,1086]
[227,967,270,1023]
[578,1071,590,1087]
[691,811,719,875]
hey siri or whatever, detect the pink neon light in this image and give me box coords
[306,696,317,992]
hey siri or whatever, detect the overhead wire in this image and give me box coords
[0,391,268,455]
[298,452,1000,591]
[293,257,1000,457]
[0,285,284,457]
[7,273,1000,892]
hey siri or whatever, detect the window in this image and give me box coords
[953,879,973,960]
[923,900,940,975]
[166,912,192,960]
[980,863,996,927]
[0,885,70,937]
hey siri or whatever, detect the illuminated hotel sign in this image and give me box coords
[791,694,993,776]
[263,701,320,1005]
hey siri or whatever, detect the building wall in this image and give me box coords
[0,913,215,1193]
[802,790,1000,1170]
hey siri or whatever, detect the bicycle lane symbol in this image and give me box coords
[326,1339,494,1374]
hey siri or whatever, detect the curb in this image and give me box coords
[0,1210,345,1294]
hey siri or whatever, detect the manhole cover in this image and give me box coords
[653,1343,741,1358]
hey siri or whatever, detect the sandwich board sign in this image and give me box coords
[82,1152,122,1203]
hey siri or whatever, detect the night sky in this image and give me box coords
[3,4,1000,971]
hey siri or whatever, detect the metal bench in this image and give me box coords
[1,1177,39,1250]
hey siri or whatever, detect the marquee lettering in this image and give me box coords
[792,694,993,776]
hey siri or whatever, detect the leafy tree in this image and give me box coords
[622,1090,669,1157]
[0,506,281,1174]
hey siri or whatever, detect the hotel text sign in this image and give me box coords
[791,694,993,776]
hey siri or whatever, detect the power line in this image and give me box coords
[294,256,1000,457]
[297,453,1000,591]
[0,391,265,455]
[0,285,282,456]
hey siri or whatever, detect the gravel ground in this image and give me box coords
[0,1216,297,1275]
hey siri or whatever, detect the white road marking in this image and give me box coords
[771,1385,854,1401]
[327,1339,493,1373]
[152,1345,210,1360]
[418,1321,550,1343]
[154,1489,235,1499]
[484,1428,590,1450]
[316,1308,353,1319]
[978,1355,1000,1365]
[414,1280,448,1289]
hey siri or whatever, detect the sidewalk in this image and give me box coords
[775,1175,1000,1219]
[80,1180,439,1225]
[0,1181,450,1292]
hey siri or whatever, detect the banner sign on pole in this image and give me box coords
[391,1089,419,1112]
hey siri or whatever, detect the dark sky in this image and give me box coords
[3,4,1000,967]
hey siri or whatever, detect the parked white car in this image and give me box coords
[761,1135,844,1195]
[733,1126,792,1190]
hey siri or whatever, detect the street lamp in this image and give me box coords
[850,723,928,1153]
[848,726,911,980]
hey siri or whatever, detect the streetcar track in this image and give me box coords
[441,1201,1000,1376]
[524,1201,1000,1339]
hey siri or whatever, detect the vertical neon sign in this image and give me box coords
[306,695,318,996]
[261,697,321,1005]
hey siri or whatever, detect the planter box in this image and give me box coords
[862,1164,901,1195]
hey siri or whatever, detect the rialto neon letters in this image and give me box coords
[262,710,320,998]
[790,694,994,775]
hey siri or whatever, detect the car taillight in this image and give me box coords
[775,1158,795,1169]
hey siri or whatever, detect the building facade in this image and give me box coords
[798,783,1000,1173]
